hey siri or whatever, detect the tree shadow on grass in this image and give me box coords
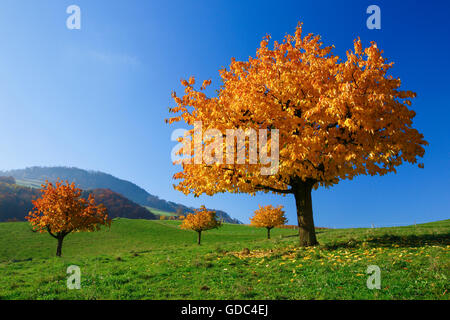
[281,230,326,239]
[367,233,450,247]
[322,233,450,250]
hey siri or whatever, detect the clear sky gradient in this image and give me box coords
[0,0,449,228]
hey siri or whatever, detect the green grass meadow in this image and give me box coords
[0,218,448,300]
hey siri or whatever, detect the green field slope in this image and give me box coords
[145,207,178,217]
[15,178,44,189]
[0,219,448,299]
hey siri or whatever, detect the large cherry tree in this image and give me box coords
[167,23,427,246]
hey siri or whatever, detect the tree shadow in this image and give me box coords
[322,233,450,250]
[366,233,450,247]
[281,230,326,239]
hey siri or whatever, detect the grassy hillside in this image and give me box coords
[145,207,178,217]
[15,178,44,189]
[0,219,448,299]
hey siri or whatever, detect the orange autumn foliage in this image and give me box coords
[250,205,287,229]
[167,22,427,194]
[26,179,110,255]
[181,205,221,232]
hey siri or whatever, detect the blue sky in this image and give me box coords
[0,0,448,228]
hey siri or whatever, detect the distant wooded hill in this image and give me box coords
[0,177,157,222]
[0,167,241,224]
[0,178,40,222]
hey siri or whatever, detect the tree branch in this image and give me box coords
[46,226,57,239]
[255,185,293,194]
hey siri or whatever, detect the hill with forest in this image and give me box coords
[0,167,241,224]
[0,178,40,222]
[0,177,156,222]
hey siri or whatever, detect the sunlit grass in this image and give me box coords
[0,219,448,299]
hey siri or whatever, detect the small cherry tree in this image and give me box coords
[180,205,221,244]
[26,179,110,256]
[250,205,287,239]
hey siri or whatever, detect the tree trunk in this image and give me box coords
[56,236,64,257]
[293,181,318,247]
[197,231,202,245]
[267,227,271,239]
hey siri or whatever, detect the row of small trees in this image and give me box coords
[26,179,289,254]
[180,204,287,244]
